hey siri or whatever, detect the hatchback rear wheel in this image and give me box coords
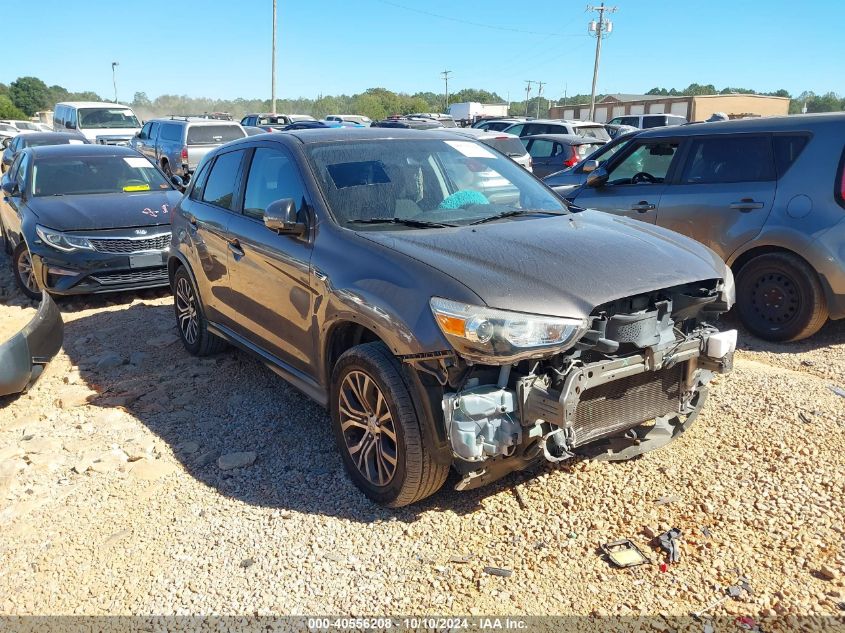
[736,252,828,342]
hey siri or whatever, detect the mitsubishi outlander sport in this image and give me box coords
[168,128,736,507]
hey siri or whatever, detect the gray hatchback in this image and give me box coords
[567,113,845,341]
[168,128,736,507]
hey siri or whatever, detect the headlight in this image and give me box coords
[430,297,587,363]
[721,265,735,309]
[35,225,93,252]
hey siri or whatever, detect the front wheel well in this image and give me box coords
[325,321,382,383]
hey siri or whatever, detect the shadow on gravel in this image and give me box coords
[60,301,539,523]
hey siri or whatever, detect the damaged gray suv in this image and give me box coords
[168,128,737,507]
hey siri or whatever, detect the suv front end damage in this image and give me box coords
[420,279,736,491]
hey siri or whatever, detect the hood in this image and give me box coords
[358,209,727,319]
[28,190,183,231]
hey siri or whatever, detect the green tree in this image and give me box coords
[9,76,50,115]
[0,95,27,119]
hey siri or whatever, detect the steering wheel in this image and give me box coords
[631,171,658,184]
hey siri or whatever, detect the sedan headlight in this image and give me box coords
[36,225,93,252]
[430,297,587,363]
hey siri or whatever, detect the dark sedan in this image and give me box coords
[521,134,606,178]
[0,145,182,298]
[2,132,88,173]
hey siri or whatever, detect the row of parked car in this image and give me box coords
[1,105,842,508]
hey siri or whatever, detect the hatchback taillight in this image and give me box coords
[563,148,579,168]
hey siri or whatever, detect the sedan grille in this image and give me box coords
[571,365,682,447]
[89,234,171,254]
[90,268,168,286]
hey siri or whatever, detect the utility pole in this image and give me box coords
[587,3,617,121]
[536,81,545,118]
[524,80,533,116]
[111,62,119,103]
[271,0,277,114]
[441,70,452,112]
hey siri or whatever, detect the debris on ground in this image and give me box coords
[798,411,813,424]
[600,539,650,568]
[658,528,682,563]
[829,385,845,398]
[483,567,513,578]
[692,581,752,619]
[656,495,681,505]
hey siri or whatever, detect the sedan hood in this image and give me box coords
[358,210,727,318]
[28,191,183,231]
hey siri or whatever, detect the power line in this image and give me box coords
[587,2,617,121]
[536,80,546,118]
[441,70,452,111]
[271,0,277,114]
[374,0,585,37]
[524,81,533,116]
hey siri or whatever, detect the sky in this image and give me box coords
[4,0,844,104]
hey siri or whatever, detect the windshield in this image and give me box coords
[78,108,141,130]
[187,125,245,145]
[17,122,40,131]
[307,139,564,229]
[31,155,170,196]
[574,125,610,141]
[26,137,84,148]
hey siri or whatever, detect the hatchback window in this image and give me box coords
[243,147,306,220]
[607,142,679,185]
[480,137,526,158]
[680,136,775,184]
[642,116,666,129]
[160,124,181,142]
[505,124,524,136]
[187,125,245,145]
[201,150,244,210]
[527,139,557,158]
[574,125,610,141]
[772,134,809,177]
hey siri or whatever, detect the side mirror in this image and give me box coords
[1,181,18,196]
[581,159,599,174]
[1,139,10,149]
[586,166,609,188]
[169,175,186,191]
[264,198,305,236]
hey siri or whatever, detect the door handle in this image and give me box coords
[631,201,656,213]
[227,238,245,259]
[729,199,765,211]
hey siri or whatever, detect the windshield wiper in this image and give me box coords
[469,209,567,225]
[348,218,456,228]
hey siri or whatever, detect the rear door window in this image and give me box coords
[772,134,809,177]
[642,116,666,129]
[201,150,245,211]
[680,136,775,184]
[527,139,556,158]
[160,123,181,142]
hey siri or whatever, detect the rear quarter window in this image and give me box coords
[772,134,810,177]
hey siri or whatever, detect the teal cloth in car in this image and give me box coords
[438,190,489,210]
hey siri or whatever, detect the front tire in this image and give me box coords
[173,266,227,356]
[736,252,828,342]
[12,242,41,300]
[330,342,448,507]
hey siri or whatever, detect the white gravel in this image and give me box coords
[0,247,843,619]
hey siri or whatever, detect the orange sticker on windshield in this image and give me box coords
[123,184,150,192]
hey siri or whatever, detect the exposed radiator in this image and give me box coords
[571,365,682,447]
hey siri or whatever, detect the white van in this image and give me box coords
[53,101,142,145]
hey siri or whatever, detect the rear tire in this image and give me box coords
[736,252,828,342]
[0,221,11,255]
[330,342,449,508]
[11,242,41,300]
[173,265,227,356]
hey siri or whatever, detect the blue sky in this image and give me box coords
[5,0,843,103]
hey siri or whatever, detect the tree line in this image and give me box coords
[2,75,845,121]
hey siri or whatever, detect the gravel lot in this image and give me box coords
[0,246,843,621]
